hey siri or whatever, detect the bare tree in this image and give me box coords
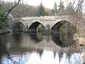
[76,0,85,14]
[3,0,21,22]
[0,0,21,63]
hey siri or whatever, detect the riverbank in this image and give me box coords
[0,29,10,35]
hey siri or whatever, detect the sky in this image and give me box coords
[2,0,72,9]
[2,0,85,12]
[2,50,83,64]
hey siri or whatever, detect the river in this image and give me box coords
[0,33,84,64]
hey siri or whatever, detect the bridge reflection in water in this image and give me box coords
[0,31,84,64]
[51,20,77,47]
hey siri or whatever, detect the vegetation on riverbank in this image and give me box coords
[37,24,45,41]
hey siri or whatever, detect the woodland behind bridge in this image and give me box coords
[0,0,85,18]
[0,0,85,64]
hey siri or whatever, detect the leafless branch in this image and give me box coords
[3,0,21,22]
[76,0,85,14]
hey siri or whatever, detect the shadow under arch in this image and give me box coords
[12,21,24,32]
[28,21,45,42]
[51,20,76,47]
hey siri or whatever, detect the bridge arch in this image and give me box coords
[51,20,77,47]
[28,21,45,41]
[29,21,43,29]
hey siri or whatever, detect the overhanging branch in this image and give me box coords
[3,0,21,22]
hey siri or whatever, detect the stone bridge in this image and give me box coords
[10,15,85,38]
[8,15,85,33]
[10,15,78,47]
[7,15,85,52]
[18,15,75,29]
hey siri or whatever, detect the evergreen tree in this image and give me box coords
[59,0,64,10]
[0,5,6,29]
[38,2,48,16]
[65,2,75,15]
[58,51,63,62]
[0,5,4,16]
[58,0,64,15]
[53,2,57,15]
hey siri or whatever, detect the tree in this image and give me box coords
[0,4,6,29]
[76,0,84,14]
[38,49,43,59]
[0,0,21,29]
[53,51,56,58]
[65,2,75,15]
[57,0,65,15]
[65,0,85,15]
[53,2,57,15]
[38,2,48,16]
[58,51,63,62]
[0,0,21,63]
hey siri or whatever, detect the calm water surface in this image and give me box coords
[0,33,84,64]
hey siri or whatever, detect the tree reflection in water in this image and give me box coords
[0,34,11,64]
[1,50,83,64]
[12,32,23,46]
